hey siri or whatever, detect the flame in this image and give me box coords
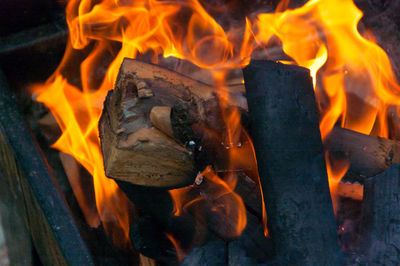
[31,0,400,253]
[170,166,247,238]
[325,152,350,214]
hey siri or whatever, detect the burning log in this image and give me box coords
[243,60,343,264]
[360,164,400,264]
[99,58,244,188]
[325,126,400,181]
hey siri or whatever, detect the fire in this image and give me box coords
[170,166,247,238]
[325,152,350,214]
[31,0,400,253]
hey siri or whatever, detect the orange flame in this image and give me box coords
[325,152,350,214]
[32,0,400,250]
[169,166,247,238]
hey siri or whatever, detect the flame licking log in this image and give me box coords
[99,58,267,260]
[99,58,246,188]
[97,56,400,261]
[325,126,400,181]
[243,60,343,264]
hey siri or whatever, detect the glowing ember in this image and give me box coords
[31,0,400,249]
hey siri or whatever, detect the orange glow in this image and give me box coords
[170,167,247,238]
[325,152,350,214]
[255,0,400,138]
[31,0,400,251]
[165,233,185,262]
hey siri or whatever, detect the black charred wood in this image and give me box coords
[360,164,400,264]
[181,239,226,266]
[130,215,177,262]
[242,60,343,265]
[116,180,202,250]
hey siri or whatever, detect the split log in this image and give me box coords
[360,164,400,264]
[243,60,343,264]
[99,58,245,188]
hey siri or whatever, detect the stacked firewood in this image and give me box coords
[93,58,400,264]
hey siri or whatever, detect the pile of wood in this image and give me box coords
[97,58,400,264]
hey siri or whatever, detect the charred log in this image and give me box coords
[130,215,177,263]
[243,60,343,264]
[360,164,400,264]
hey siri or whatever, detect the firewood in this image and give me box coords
[99,58,245,188]
[243,60,343,264]
[325,126,400,181]
[99,62,195,188]
[337,181,363,201]
[360,164,400,264]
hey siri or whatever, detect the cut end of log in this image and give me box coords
[99,59,199,188]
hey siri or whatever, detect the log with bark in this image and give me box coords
[243,60,343,264]
[360,164,400,264]
[325,126,400,182]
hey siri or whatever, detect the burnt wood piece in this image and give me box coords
[325,126,400,182]
[130,215,177,263]
[181,240,226,266]
[116,180,206,255]
[100,59,211,188]
[360,164,400,264]
[0,69,94,265]
[243,60,343,264]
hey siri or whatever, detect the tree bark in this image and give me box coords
[243,60,343,265]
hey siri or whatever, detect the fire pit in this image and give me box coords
[1,0,400,265]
